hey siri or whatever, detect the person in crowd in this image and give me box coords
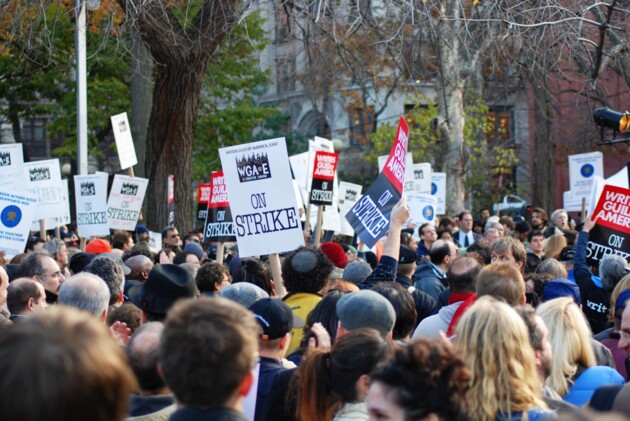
[531,207,549,232]
[250,298,300,421]
[537,297,624,406]
[0,266,9,327]
[282,246,334,353]
[161,225,182,251]
[220,282,269,309]
[371,282,417,342]
[436,227,453,241]
[412,239,457,301]
[490,236,527,271]
[597,289,630,381]
[544,233,568,260]
[367,338,471,421]
[43,238,71,278]
[86,238,113,255]
[336,289,396,340]
[576,216,627,334]
[298,328,390,421]
[536,258,569,281]
[525,229,546,274]
[499,215,515,237]
[128,264,198,323]
[456,296,553,421]
[58,272,110,320]
[233,258,275,296]
[6,277,48,322]
[159,297,259,420]
[400,230,418,253]
[16,252,65,304]
[107,302,142,335]
[112,230,134,253]
[126,322,176,419]
[85,256,126,307]
[514,220,532,245]
[546,209,570,238]
[416,223,437,260]
[24,236,46,254]
[123,254,154,298]
[483,227,501,245]
[173,250,201,268]
[453,211,480,248]
[394,245,436,321]
[413,255,479,338]
[196,261,231,295]
[0,306,137,420]
[155,248,175,264]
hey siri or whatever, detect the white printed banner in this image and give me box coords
[31,179,71,231]
[569,152,603,196]
[74,173,110,238]
[431,172,446,215]
[337,181,363,236]
[219,138,305,257]
[0,189,37,258]
[23,159,66,222]
[0,143,24,190]
[111,112,138,170]
[407,193,438,227]
[413,163,432,194]
[106,175,148,231]
[379,154,415,194]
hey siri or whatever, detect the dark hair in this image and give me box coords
[298,290,346,351]
[465,240,492,265]
[161,226,177,241]
[107,302,142,334]
[297,328,390,421]
[16,252,48,279]
[564,230,578,246]
[525,272,552,303]
[527,229,545,243]
[418,223,432,237]
[531,208,548,223]
[159,297,259,408]
[112,231,131,250]
[371,283,417,340]
[515,221,532,234]
[457,211,472,221]
[371,339,471,421]
[436,227,452,240]
[515,306,544,351]
[233,258,274,296]
[447,256,480,293]
[429,241,452,265]
[173,251,197,265]
[6,278,43,314]
[439,216,456,229]
[492,237,527,264]
[126,322,165,392]
[196,262,230,293]
[122,249,153,261]
[281,246,334,294]
[499,216,515,231]
[85,256,125,306]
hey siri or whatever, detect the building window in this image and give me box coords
[275,8,291,44]
[22,118,49,159]
[276,55,295,95]
[485,107,514,146]
[348,106,375,147]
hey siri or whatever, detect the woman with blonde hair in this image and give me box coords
[544,234,567,260]
[536,297,623,406]
[455,296,551,421]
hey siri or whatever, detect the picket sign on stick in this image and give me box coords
[55,226,60,240]
[80,237,87,252]
[581,197,587,222]
[314,206,324,247]
[216,242,224,264]
[268,253,286,298]
[39,220,46,240]
[304,203,313,234]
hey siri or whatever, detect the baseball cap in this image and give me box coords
[220,282,268,308]
[85,238,112,255]
[336,290,396,338]
[542,279,581,305]
[560,247,576,262]
[249,298,304,340]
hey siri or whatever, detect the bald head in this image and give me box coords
[125,255,154,281]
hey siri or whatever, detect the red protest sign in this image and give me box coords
[310,151,338,205]
[381,117,409,195]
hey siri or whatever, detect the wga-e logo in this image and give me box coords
[236,153,271,182]
[29,167,51,181]
[80,182,96,196]
[0,152,11,167]
[120,183,139,196]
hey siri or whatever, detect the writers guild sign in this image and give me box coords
[80,182,96,196]
[84,203,92,212]
[118,120,128,133]
[29,167,51,182]
[236,153,271,183]
[0,152,11,167]
[120,183,139,196]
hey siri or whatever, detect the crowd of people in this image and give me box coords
[2,201,630,420]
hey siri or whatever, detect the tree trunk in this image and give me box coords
[130,29,153,179]
[531,82,554,211]
[144,61,206,233]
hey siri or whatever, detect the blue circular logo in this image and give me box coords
[1,205,21,228]
[581,164,594,178]
[422,206,434,220]
[431,182,437,195]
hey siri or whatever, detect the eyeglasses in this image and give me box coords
[169,233,180,239]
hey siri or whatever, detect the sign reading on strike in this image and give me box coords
[310,151,338,205]
[345,117,409,248]
[587,184,630,266]
[204,171,236,243]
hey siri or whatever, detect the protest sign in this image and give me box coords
[74,173,109,238]
[563,190,587,213]
[569,152,603,196]
[0,189,37,258]
[167,175,175,226]
[106,175,148,231]
[346,117,409,248]
[34,179,71,230]
[407,193,438,227]
[197,183,212,221]
[431,172,446,214]
[289,152,309,207]
[587,184,630,266]
[379,154,415,194]
[310,151,339,205]
[337,181,362,236]
[203,171,236,243]
[111,112,138,170]
[23,159,66,222]
[413,163,432,194]
[0,143,24,190]
[219,138,304,257]
[148,231,162,253]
